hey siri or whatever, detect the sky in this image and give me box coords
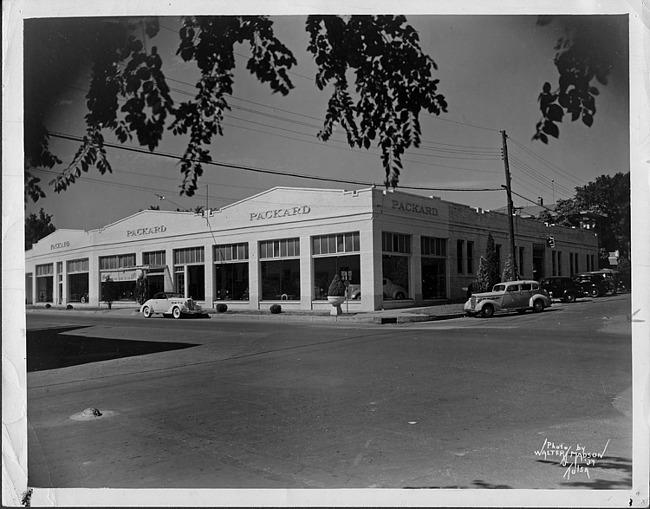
[21,8,630,233]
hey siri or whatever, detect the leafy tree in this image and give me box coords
[501,255,517,282]
[538,172,630,257]
[473,233,500,292]
[533,16,626,143]
[25,15,447,201]
[25,208,56,250]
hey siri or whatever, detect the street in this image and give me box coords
[26,294,632,490]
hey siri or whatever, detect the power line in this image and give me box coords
[507,135,585,187]
[47,131,503,193]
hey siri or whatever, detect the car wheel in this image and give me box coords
[589,287,601,298]
[142,306,152,318]
[481,304,495,318]
[172,307,182,319]
[395,292,405,300]
[354,294,361,300]
[563,292,576,303]
[533,299,545,313]
[80,296,86,304]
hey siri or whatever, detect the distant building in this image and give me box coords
[25,186,599,311]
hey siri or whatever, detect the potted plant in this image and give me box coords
[327,275,347,316]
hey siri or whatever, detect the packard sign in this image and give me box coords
[250,206,311,222]
[127,225,167,238]
[50,241,70,250]
[391,199,438,217]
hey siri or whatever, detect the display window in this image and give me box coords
[312,233,361,300]
[36,263,53,303]
[174,247,205,300]
[381,232,411,299]
[99,254,136,301]
[421,236,447,299]
[214,243,249,301]
[67,258,89,302]
[259,238,300,300]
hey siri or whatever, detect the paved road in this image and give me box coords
[26,294,632,490]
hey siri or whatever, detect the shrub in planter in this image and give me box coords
[45,303,51,308]
[270,304,282,314]
[328,275,346,297]
[66,304,73,310]
[216,303,228,313]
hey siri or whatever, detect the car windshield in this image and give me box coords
[492,284,506,292]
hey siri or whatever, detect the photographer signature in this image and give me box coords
[534,438,610,480]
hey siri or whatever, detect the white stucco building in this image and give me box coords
[25,186,600,312]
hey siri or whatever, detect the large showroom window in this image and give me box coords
[312,232,360,300]
[421,236,447,299]
[214,243,249,301]
[36,263,53,302]
[67,258,89,303]
[99,253,137,301]
[143,250,166,296]
[174,247,205,300]
[381,232,411,300]
[259,238,300,300]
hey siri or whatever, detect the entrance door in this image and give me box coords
[533,244,546,281]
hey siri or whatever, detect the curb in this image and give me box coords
[26,307,467,324]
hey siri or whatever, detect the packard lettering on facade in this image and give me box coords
[392,199,438,217]
[126,225,167,237]
[50,241,70,250]
[250,205,311,221]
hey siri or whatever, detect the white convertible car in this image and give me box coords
[140,292,204,319]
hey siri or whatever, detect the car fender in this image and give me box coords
[474,298,502,312]
[529,295,551,308]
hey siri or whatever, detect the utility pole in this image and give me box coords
[501,130,518,280]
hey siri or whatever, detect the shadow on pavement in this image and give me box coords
[27,326,199,372]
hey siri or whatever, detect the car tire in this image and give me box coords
[142,306,152,318]
[80,296,86,304]
[563,293,576,303]
[395,292,405,300]
[532,300,545,313]
[589,287,601,298]
[481,304,495,318]
[172,307,182,319]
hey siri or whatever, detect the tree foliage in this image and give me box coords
[26,15,447,201]
[25,208,56,250]
[473,233,500,292]
[533,16,626,144]
[501,255,517,282]
[538,172,630,256]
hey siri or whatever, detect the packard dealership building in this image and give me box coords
[25,186,599,312]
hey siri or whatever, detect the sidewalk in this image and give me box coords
[25,302,468,324]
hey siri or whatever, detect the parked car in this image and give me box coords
[539,276,581,303]
[596,269,629,292]
[140,292,204,319]
[573,272,616,298]
[464,280,552,318]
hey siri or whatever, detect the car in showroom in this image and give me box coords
[539,276,582,303]
[464,280,552,318]
[573,272,617,298]
[346,278,409,300]
[140,292,204,319]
